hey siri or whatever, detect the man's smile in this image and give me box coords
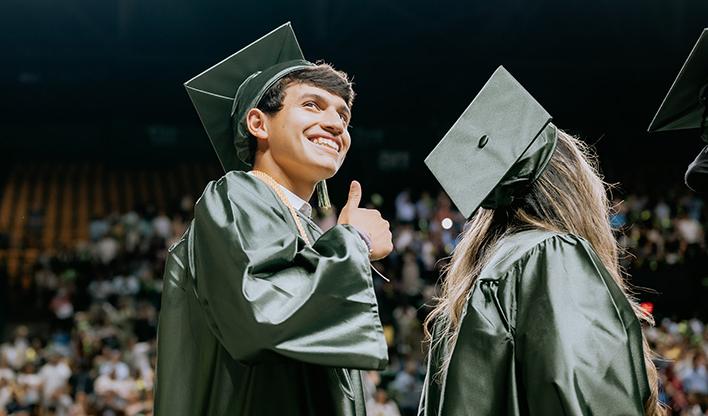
[307,133,342,153]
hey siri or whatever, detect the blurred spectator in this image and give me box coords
[38,351,71,408]
[400,250,423,298]
[415,192,434,224]
[69,391,90,415]
[395,190,416,224]
[16,362,41,411]
[655,199,671,225]
[50,289,74,332]
[89,216,110,242]
[679,353,708,409]
[366,387,401,416]
[389,360,423,416]
[151,211,172,241]
[1,328,28,371]
[95,234,119,265]
[0,356,13,412]
[97,349,130,381]
[675,211,704,252]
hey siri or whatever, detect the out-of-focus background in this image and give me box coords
[1,1,708,415]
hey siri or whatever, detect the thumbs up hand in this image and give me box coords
[338,181,393,261]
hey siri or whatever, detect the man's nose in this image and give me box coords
[321,108,344,135]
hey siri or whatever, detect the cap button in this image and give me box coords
[478,135,489,148]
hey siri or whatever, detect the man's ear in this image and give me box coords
[246,108,269,140]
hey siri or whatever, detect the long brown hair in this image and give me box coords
[423,130,663,415]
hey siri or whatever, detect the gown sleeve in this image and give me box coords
[187,176,388,370]
[514,235,650,416]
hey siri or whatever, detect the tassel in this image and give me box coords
[316,180,331,210]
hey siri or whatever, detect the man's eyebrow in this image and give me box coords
[300,93,351,118]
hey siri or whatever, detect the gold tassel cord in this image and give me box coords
[251,170,312,246]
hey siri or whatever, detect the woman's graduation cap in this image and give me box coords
[425,66,558,218]
[648,29,708,192]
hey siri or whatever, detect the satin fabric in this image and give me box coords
[685,144,708,192]
[480,124,558,210]
[419,230,650,416]
[154,171,388,416]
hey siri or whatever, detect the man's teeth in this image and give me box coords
[313,138,340,152]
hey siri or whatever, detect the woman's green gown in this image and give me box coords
[419,230,650,416]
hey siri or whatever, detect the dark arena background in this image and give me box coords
[1,1,708,415]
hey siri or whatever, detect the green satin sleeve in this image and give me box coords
[188,176,388,370]
[514,235,650,415]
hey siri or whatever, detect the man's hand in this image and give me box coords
[338,181,393,261]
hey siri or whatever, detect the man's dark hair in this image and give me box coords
[249,63,355,159]
[256,63,355,114]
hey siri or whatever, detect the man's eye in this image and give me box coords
[304,101,319,109]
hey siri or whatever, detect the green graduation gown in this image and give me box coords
[420,230,651,416]
[154,171,388,416]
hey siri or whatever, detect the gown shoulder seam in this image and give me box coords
[480,231,578,281]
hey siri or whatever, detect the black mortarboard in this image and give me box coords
[184,22,314,171]
[648,28,708,192]
[425,66,558,218]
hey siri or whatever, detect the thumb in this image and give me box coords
[344,180,362,209]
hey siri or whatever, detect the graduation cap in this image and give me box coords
[425,66,558,218]
[185,22,314,171]
[184,23,336,207]
[648,29,708,192]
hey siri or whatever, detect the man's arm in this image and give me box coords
[189,177,389,370]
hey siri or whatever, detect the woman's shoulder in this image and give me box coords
[474,230,633,332]
[479,229,591,281]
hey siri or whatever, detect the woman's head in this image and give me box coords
[426,130,621,333]
[425,129,662,415]
[517,129,617,260]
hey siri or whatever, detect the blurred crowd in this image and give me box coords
[612,191,707,320]
[612,192,705,269]
[648,319,708,416]
[0,198,192,416]
[0,185,706,415]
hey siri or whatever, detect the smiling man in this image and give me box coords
[248,70,354,203]
[154,24,392,416]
